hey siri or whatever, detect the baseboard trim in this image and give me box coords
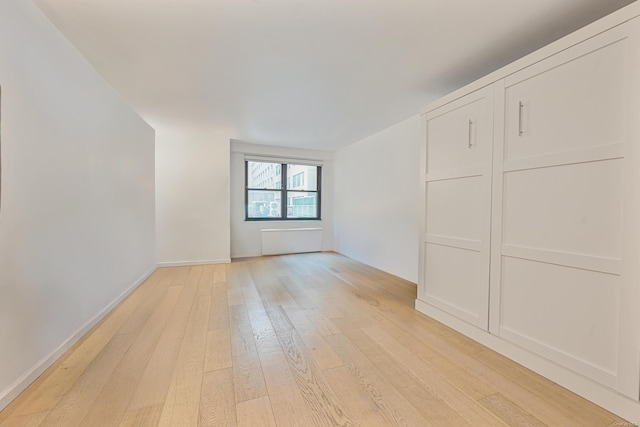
[231,250,336,260]
[415,299,640,423]
[156,259,231,267]
[0,264,157,412]
[231,253,258,259]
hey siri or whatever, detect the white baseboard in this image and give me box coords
[415,299,640,424]
[156,258,231,267]
[0,264,157,412]
[230,252,259,259]
[231,250,335,260]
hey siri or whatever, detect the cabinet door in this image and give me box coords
[491,22,640,398]
[420,84,495,330]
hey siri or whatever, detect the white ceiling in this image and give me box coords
[35,0,635,151]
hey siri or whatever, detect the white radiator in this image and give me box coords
[261,228,323,255]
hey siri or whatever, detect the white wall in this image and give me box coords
[156,127,231,265]
[230,141,334,258]
[334,116,421,282]
[0,0,156,409]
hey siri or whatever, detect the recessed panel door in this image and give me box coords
[421,84,495,330]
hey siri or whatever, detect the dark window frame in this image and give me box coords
[245,160,322,221]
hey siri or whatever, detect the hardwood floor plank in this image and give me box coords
[326,277,577,423]
[369,313,592,426]
[326,263,410,306]
[265,306,354,427]
[79,285,183,426]
[236,396,277,427]
[325,333,433,427]
[0,411,48,427]
[323,365,395,427]
[284,260,344,319]
[260,262,344,371]
[479,393,547,427]
[471,349,625,426]
[248,262,305,325]
[4,253,629,427]
[374,317,496,400]
[118,405,162,427]
[208,282,230,331]
[303,308,341,336]
[198,368,236,427]
[277,274,319,311]
[213,264,227,284]
[280,302,344,371]
[116,267,178,335]
[246,260,293,308]
[276,255,315,279]
[244,279,316,427]
[38,333,135,427]
[231,348,267,405]
[8,270,163,417]
[300,267,392,316]
[297,282,345,320]
[227,287,245,307]
[203,328,233,372]
[0,365,56,423]
[229,304,268,403]
[157,294,211,427]
[124,264,204,414]
[310,261,486,356]
[362,326,508,426]
[164,264,192,286]
[125,281,198,411]
[336,323,473,427]
[196,266,215,297]
[255,350,315,427]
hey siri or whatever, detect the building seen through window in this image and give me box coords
[246,160,321,220]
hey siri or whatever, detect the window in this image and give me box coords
[245,160,321,220]
[292,172,303,188]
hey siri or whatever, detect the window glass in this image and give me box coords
[246,160,320,220]
[287,192,318,218]
[247,161,281,189]
[287,164,317,191]
[247,190,282,218]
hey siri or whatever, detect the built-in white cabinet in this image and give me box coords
[417,4,640,419]
[421,85,494,330]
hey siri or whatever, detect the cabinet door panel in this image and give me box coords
[500,257,620,387]
[504,34,627,161]
[421,85,495,331]
[503,159,623,260]
[427,96,487,172]
[424,243,486,324]
[491,22,640,398]
[426,177,483,242]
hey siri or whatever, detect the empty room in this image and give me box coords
[2,0,640,425]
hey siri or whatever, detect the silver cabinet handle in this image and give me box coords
[468,119,474,149]
[518,101,524,136]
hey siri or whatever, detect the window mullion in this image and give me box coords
[245,161,249,220]
[281,163,287,219]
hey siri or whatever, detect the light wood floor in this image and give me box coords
[0,252,628,426]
